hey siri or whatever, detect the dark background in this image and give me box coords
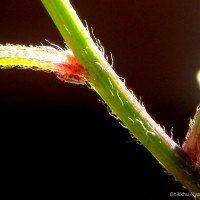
[0,0,199,199]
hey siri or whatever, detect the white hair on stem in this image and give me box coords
[0,43,86,85]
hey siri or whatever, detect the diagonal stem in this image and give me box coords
[41,0,200,194]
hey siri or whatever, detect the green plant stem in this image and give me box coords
[0,45,66,72]
[41,0,199,194]
[0,44,87,84]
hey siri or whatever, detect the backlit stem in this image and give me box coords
[0,44,86,84]
[41,0,200,194]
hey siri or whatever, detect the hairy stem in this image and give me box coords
[0,44,86,84]
[183,106,200,166]
[41,0,200,194]
[0,0,191,195]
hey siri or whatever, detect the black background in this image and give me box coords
[0,0,199,199]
